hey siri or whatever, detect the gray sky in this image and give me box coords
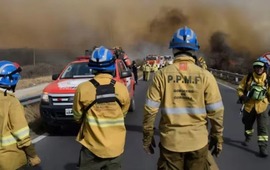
[0,0,269,56]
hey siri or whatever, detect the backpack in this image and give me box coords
[244,72,269,100]
[80,78,122,122]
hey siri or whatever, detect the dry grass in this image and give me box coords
[16,76,52,90]
[24,104,40,123]
[24,104,45,135]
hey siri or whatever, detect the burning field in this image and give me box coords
[0,0,269,73]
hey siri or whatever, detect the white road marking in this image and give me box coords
[32,134,48,143]
[218,82,236,91]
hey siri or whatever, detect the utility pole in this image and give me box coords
[33,48,36,66]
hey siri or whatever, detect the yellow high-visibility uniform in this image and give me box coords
[145,64,151,81]
[0,88,32,170]
[142,64,147,81]
[198,56,208,70]
[152,63,159,72]
[237,72,270,113]
[237,70,270,153]
[73,74,130,158]
[143,55,224,152]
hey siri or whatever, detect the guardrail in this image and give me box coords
[20,95,41,106]
[208,68,244,85]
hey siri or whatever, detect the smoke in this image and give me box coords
[0,0,269,60]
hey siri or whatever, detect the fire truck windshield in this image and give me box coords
[61,62,94,79]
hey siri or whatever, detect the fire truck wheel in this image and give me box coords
[129,97,136,112]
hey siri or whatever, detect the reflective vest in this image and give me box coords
[0,88,32,170]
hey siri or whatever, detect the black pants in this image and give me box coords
[157,144,210,170]
[242,108,269,147]
[79,146,123,170]
[134,74,138,84]
[143,71,146,81]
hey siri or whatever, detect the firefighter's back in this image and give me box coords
[156,56,217,152]
[74,74,130,158]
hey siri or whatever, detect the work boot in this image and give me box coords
[241,137,251,146]
[259,146,268,157]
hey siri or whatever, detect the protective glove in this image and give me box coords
[23,144,41,166]
[28,155,41,166]
[143,128,156,154]
[208,136,223,157]
[143,136,156,154]
[239,95,249,104]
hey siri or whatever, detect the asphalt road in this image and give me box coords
[27,74,270,170]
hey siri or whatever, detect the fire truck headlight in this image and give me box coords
[41,93,49,103]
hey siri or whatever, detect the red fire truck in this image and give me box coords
[40,56,136,132]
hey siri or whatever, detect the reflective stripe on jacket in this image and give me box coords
[143,55,224,152]
[73,74,130,158]
[237,72,270,113]
[0,89,31,170]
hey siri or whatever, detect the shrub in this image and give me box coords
[21,63,65,79]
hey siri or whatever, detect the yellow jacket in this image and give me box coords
[153,64,159,72]
[0,88,32,170]
[142,64,147,71]
[198,56,208,70]
[145,64,151,72]
[73,74,130,158]
[143,55,224,152]
[237,72,270,113]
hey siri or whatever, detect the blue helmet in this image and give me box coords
[0,61,21,88]
[88,46,115,72]
[169,26,200,51]
[253,56,269,68]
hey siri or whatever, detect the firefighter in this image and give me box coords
[197,57,219,170]
[73,46,130,170]
[112,46,132,68]
[237,57,270,157]
[195,54,218,170]
[142,26,224,170]
[131,60,138,84]
[198,56,208,70]
[152,61,159,72]
[142,61,147,81]
[123,54,132,69]
[145,62,151,81]
[0,61,41,170]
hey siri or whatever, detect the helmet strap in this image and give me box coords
[3,88,15,96]
[0,66,22,78]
